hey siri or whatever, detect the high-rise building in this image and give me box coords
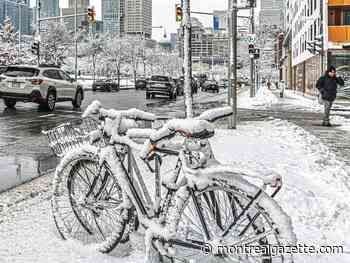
[213,10,227,32]
[68,0,90,9]
[102,0,122,35]
[0,0,31,35]
[123,0,152,38]
[259,0,283,27]
[61,0,90,32]
[39,0,60,18]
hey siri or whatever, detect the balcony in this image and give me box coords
[329,0,350,6]
[328,26,350,42]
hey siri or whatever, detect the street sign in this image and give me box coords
[247,34,256,44]
[213,16,219,32]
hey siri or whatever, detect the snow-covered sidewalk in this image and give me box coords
[1,117,350,262]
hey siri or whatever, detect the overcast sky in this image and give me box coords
[30,0,247,40]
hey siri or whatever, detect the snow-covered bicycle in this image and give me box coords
[47,101,296,262]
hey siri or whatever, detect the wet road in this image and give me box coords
[0,88,226,192]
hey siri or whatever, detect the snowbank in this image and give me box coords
[1,118,350,262]
[238,86,278,109]
[211,119,350,263]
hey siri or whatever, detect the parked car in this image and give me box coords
[146,75,177,100]
[218,78,228,88]
[135,78,148,90]
[0,66,7,75]
[195,73,208,88]
[177,76,198,94]
[174,78,184,96]
[202,79,219,93]
[0,65,84,111]
[92,79,119,92]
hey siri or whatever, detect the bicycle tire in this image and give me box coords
[164,173,296,263]
[51,146,128,253]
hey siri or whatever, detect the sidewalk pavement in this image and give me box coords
[236,87,350,167]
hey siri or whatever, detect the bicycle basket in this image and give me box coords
[42,117,102,158]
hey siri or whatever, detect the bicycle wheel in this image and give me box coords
[51,146,128,253]
[164,174,296,263]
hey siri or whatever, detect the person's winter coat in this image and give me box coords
[316,72,344,101]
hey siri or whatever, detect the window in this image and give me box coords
[43,70,63,80]
[59,70,72,81]
[4,67,39,77]
[344,9,350,25]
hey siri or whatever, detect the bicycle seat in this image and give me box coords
[150,118,215,143]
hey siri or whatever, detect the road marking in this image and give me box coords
[39,114,56,118]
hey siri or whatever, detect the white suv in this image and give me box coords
[0,65,84,111]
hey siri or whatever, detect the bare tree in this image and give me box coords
[0,16,18,65]
[40,22,71,65]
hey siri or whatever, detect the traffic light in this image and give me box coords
[254,48,260,59]
[247,0,256,7]
[175,4,183,22]
[31,41,39,55]
[87,6,96,23]
[248,44,255,54]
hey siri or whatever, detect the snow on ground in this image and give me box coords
[238,86,278,109]
[211,120,350,263]
[1,118,350,262]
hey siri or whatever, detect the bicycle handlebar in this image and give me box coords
[82,100,156,122]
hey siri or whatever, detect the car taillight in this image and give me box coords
[31,79,44,85]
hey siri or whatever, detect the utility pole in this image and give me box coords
[319,0,324,75]
[74,0,78,81]
[228,0,237,129]
[18,1,21,58]
[250,5,255,97]
[183,0,193,118]
[36,0,40,65]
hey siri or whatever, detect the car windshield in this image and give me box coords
[4,67,39,77]
[151,76,168,82]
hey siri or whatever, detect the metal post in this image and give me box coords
[18,2,21,58]
[250,6,255,97]
[320,0,324,74]
[183,0,193,118]
[74,0,78,81]
[232,0,238,129]
[228,0,237,129]
[36,0,40,65]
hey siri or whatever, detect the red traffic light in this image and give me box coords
[176,4,183,22]
[87,6,96,23]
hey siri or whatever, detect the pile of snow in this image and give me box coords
[1,118,350,262]
[238,86,278,109]
[211,119,350,263]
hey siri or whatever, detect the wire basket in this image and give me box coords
[43,117,102,158]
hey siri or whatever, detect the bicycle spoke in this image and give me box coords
[190,188,211,240]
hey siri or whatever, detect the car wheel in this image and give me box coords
[72,90,83,108]
[4,98,16,108]
[45,91,56,111]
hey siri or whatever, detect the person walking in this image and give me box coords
[316,66,344,127]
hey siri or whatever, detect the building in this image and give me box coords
[170,33,177,50]
[282,0,350,95]
[61,0,90,32]
[0,0,32,35]
[123,0,152,38]
[213,10,227,32]
[39,0,60,18]
[102,0,122,35]
[177,18,248,66]
[259,0,283,27]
